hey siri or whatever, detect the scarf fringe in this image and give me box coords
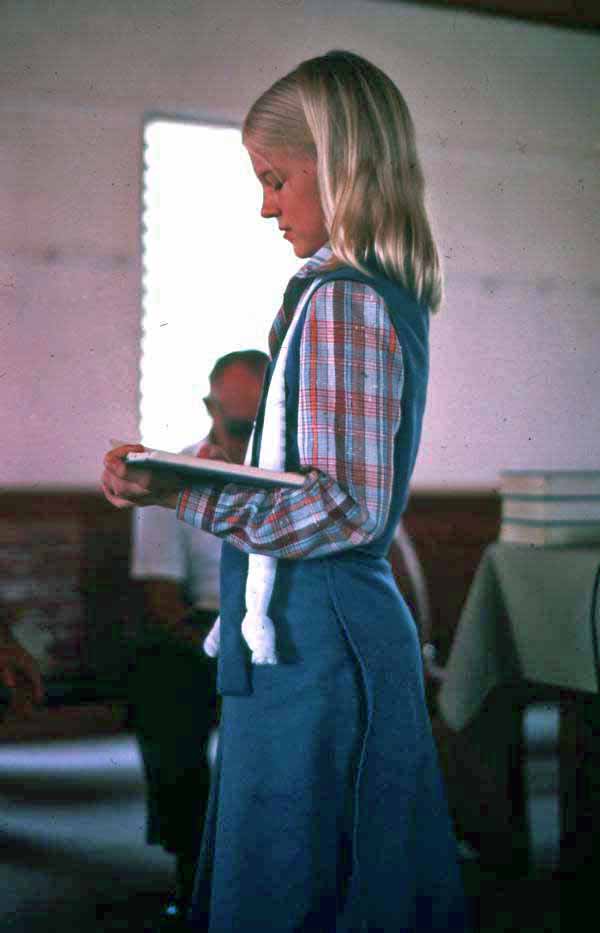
[203,277,323,666]
[203,616,221,657]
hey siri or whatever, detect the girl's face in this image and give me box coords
[246,145,328,258]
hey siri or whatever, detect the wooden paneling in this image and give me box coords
[0,492,138,739]
[0,488,500,740]
[403,490,501,663]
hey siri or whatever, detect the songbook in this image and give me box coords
[499,470,600,497]
[122,448,306,491]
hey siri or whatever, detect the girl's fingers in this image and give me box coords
[103,444,145,472]
[101,479,141,509]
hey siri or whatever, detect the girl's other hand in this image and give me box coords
[101,443,181,510]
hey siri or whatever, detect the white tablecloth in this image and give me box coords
[438,543,600,731]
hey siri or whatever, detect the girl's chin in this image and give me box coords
[291,240,313,259]
[290,236,328,259]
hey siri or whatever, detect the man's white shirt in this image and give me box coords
[130,441,221,611]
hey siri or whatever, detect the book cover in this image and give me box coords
[123,449,305,491]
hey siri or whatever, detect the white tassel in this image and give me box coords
[241,613,277,665]
[203,616,221,658]
[242,554,278,664]
[243,277,322,665]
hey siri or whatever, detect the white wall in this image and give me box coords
[3,0,599,489]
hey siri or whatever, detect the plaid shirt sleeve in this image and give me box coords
[177,280,404,559]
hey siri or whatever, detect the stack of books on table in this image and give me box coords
[499,470,600,546]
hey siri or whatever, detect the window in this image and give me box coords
[140,118,300,451]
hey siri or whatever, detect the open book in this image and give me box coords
[123,448,306,491]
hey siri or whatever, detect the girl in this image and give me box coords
[103,50,469,932]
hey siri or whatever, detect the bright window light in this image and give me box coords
[140,118,300,451]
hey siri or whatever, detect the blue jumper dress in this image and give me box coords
[190,267,469,932]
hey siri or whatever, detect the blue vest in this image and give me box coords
[250,264,429,556]
[217,264,429,697]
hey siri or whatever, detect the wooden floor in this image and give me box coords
[0,715,566,932]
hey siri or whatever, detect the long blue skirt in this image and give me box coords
[190,547,469,932]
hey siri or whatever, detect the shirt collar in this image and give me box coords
[295,243,333,279]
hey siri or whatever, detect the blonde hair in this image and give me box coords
[243,50,443,311]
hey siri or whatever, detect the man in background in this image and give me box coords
[128,349,269,931]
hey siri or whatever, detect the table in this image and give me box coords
[437,542,600,876]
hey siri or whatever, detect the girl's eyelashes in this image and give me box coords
[261,171,284,191]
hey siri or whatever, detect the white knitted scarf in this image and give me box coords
[203,277,323,665]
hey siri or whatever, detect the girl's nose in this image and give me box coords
[261,189,279,218]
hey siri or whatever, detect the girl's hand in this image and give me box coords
[101,443,181,510]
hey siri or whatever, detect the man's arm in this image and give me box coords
[138,579,203,644]
[141,579,189,623]
[131,504,209,648]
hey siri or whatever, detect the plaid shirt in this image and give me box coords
[177,245,404,559]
